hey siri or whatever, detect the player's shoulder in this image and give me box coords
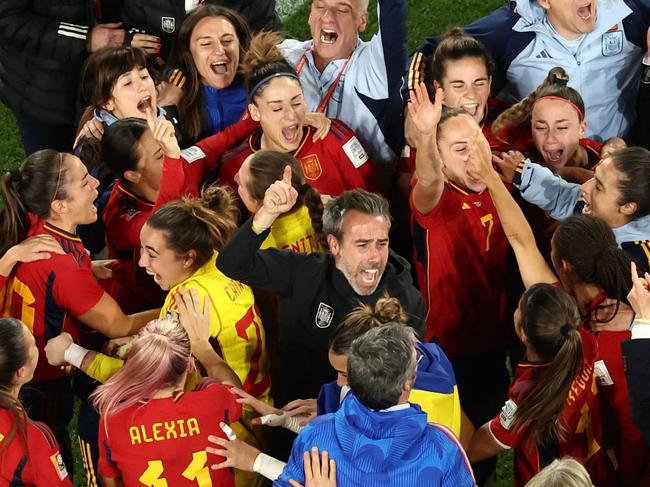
[328,119,356,141]
[28,419,59,449]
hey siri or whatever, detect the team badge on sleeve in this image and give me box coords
[499,399,518,430]
[315,302,334,328]
[50,452,69,480]
[180,146,206,163]
[343,137,369,168]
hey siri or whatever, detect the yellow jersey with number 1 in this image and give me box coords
[161,252,271,405]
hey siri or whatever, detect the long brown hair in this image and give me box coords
[146,185,239,271]
[510,284,583,445]
[492,67,584,140]
[0,150,68,256]
[169,4,252,143]
[246,150,324,244]
[0,318,30,458]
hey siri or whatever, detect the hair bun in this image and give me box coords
[560,323,573,337]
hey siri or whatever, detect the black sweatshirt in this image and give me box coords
[217,218,425,406]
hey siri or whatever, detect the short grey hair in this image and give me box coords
[322,189,391,241]
[347,323,417,410]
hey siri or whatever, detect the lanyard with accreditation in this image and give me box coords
[295,46,350,114]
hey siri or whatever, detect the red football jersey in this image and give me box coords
[0,409,72,486]
[99,380,241,486]
[102,182,164,313]
[217,120,377,197]
[410,181,510,357]
[104,182,154,260]
[583,294,650,485]
[156,115,258,208]
[489,329,615,486]
[0,216,104,382]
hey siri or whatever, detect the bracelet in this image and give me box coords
[63,343,89,369]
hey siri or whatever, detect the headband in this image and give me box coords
[248,72,301,102]
[533,95,584,121]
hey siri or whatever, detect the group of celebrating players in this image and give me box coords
[1,0,650,485]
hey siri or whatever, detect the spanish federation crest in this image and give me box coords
[602,29,623,57]
[315,302,334,328]
[162,16,176,34]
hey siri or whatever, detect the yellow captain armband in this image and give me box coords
[85,353,125,384]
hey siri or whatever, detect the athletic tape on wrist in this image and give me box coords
[64,343,89,369]
[253,453,286,481]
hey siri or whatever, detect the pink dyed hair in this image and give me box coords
[91,319,192,419]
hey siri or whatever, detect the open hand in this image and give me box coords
[289,447,337,487]
[407,83,443,137]
[305,112,332,141]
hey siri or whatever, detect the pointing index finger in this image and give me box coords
[282,165,292,185]
[145,107,156,132]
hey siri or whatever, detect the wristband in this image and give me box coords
[64,343,90,369]
[252,453,286,481]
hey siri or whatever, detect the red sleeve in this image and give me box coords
[98,417,120,479]
[51,256,104,317]
[28,421,73,486]
[154,155,186,210]
[409,183,456,228]
[105,209,150,254]
[195,114,258,174]
[154,115,258,211]
[330,119,377,192]
[200,381,242,425]
[488,395,526,450]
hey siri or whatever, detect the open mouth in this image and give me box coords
[582,202,592,215]
[137,96,153,113]
[320,29,338,44]
[359,268,379,285]
[281,124,300,144]
[544,149,564,165]
[211,61,229,75]
[461,103,479,116]
[577,3,592,21]
[145,268,162,284]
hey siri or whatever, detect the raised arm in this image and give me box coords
[217,166,306,295]
[409,84,445,214]
[466,130,557,288]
